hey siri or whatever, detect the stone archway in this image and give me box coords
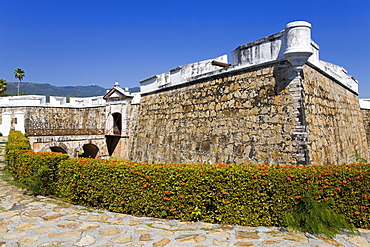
[81,144,99,158]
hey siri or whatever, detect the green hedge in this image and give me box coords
[5,131,69,195]
[4,131,370,228]
[5,131,31,172]
[53,159,370,228]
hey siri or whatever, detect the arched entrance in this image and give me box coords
[50,146,68,154]
[80,144,99,158]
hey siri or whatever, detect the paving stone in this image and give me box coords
[15,222,40,231]
[48,230,82,237]
[65,209,78,214]
[199,222,215,230]
[24,210,46,217]
[0,212,15,216]
[218,225,234,230]
[158,231,174,237]
[80,223,100,231]
[134,226,152,233]
[23,218,37,222]
[262,240,280,244]
[42,213,65,220]
[8,215,21,220]
[151,223,172,230]
[234,242,255,246]
[267,232,308,243]
[237,226,257,231]
[235,231,260,239]
[57,222,81,229]
[153,238,170,247]
[109,235,133,244]
[0,221,11,227]
[139,233,153,241]
[344,235,370,247]
[40,220,59,225]
[0,227,8,233]
[32,227,57,234]
[3,232,27,239]
[317,236,344,247]
[176,234,206,243]
[177,225,195,230]
[86,215,109,222]
[18,236,39,246]
[115,213,127,218]
[126,243,144,247]
[110,218,123,224]
[129,220,143,226]
[74,234,96,246]
[207,231,230,239]
[38,241,66,247]
[214,239,229,246]
[99,227,122,235]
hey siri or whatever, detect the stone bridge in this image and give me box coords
[0,84,140,159]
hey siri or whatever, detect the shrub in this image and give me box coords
[53,160,370,228]
[15,152,69,195]
[5,131,31,176]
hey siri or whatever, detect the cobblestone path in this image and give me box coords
[1,137,370,246]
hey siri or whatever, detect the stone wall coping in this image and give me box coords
[360,99,370,109]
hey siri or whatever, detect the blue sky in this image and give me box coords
[1,0,369,97]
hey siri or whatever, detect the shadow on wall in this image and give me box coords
[106,136,120,156]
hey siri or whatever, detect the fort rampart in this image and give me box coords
[0,21,369,165]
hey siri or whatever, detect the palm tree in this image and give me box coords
[0,79,7,94]
[14,68,25,95]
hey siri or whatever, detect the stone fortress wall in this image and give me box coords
[130,21,369,165]
[0,21,369,165]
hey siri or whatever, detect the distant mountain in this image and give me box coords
[3,82,140,97]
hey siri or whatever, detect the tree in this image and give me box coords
[0,79,7,94]
[14,68,25,95]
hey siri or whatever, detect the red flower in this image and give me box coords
[145,175,150,179]
[180,182,185,185]
[164,191,171,195]
[324,198,329,201]
[68,169,73,171]
[253,174,258,178]
[170,208,175,211]
[120,201,125,204]
[179,195,184,199]
[295,196,301,199]
[163,197,170,200]
[354,211,361,215]
[71,184,76,186]
[221,191,227,194]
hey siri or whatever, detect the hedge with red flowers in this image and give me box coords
[53,159,370,228]
[5,130,31,169]
[4,131,370,227]
[5,131,69,195]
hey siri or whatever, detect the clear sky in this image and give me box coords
[1,0,369,97]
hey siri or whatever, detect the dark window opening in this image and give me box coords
[112,113,122,135]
